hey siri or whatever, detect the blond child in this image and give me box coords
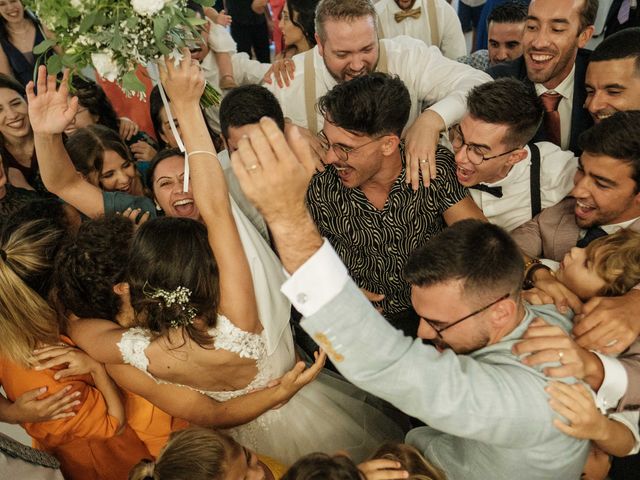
[522,229,640,479]
[128,427,286,480]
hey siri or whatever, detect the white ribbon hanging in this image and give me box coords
[146,61,190,192]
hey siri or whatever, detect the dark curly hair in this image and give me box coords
[127,217,219,348]
[54,215,135,320]
[71,76,120,133]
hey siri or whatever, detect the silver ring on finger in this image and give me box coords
[246,164,259,173]
[419,158,428,165]
[558,350,564,363]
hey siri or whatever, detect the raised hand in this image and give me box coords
[231,116,316,225]
[159,50,205,109]
[26,66,78,135]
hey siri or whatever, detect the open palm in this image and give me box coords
[26,66,78,135]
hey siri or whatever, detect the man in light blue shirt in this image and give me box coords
[229,117,590,480]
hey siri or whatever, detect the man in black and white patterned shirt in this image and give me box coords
[306,73,486,336]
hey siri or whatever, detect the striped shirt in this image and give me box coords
[306,145,467,315]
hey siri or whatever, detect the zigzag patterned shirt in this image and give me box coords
[306,145,468,316]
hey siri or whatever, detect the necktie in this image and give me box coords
[618,0,631,23]
[540,92,562,147]
[470,184,503,198]
[576,226,607,248]
[394,7,421,22]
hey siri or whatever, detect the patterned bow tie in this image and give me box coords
[394,6,421,22]
[470,184,503,198]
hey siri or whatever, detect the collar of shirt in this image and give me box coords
[601,217,640,234]
[534,64,576,103]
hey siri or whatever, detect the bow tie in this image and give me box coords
[394,6,421,22]
[470,184,503,198]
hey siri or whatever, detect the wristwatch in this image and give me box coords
[523,258,550,290]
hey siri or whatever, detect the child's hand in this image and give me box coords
[215,10,232,26]
[275,350,326,403]
[358,459,409,480]
[33,345,102,380]
[547,382,608,441]
[130,140,157,161]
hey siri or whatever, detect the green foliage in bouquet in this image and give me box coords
[26,0,220,106]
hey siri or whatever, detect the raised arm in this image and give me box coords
[159,53,260,333]
[27,67,106,218]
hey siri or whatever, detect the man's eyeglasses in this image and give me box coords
[422,293,510,339]
[448,124,520,165]
[317,130,383,163]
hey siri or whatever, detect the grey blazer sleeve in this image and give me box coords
[510,214,544,259]
[301,280,558,447]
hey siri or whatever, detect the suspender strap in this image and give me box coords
[427,0,439,46]
[529,143,542,218]
[303,50,318,135]
[304,44,388,135]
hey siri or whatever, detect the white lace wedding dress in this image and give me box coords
[117,197,404,464]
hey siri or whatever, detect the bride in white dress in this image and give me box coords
[67,55,404,464]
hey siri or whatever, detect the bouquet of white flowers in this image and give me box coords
[27,0,220,106]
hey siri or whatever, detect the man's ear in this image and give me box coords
[505,147,529,167]
[380,135,401,156]
[489,296,516,329]
[578,25,595,48]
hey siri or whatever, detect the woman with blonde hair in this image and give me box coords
[0,215,150,479]
[129,427,286,480]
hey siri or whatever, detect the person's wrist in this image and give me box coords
[583,351,605,390]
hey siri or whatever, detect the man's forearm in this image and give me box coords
[267,206,323,275]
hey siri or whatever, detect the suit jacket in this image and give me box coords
[511,197,640,261]
[511,198,640,413]
[487,49,593,154]
[301,279,588,480]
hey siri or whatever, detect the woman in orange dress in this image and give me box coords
[0,215,150,479]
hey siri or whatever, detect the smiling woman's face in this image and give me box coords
[0,87,30,140]
[152,155,201,220]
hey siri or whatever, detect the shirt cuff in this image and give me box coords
[608,411,640,456]
[280,239,349,317]
[594,352,628,412]
[427,97,464,129]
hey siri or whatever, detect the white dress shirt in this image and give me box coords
[267,35,491,132]
[470,142,577,232]
[201,51,270,132]
[375,0,467,59]
[535,65,575,151]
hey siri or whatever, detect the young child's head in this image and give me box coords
[369,443,447,480]
[128,427,265,480]
[281,453,363,480]
[555,229,640,301]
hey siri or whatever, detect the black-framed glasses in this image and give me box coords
[422,293,510,338]
[448,124,520,165]
[317,130,383,163]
